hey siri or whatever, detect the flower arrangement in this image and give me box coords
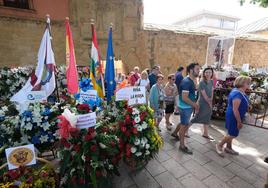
[0,67,32,103]
[116,104,163,168]
[58,103,121,188]
[19,102,61,153]
[0,165,57,188]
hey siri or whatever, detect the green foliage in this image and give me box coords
[240,0,268,8]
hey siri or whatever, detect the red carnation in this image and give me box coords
[132,128,138,135]
[69,127,80,138]
[96,170,102,178]
[132,120,136,126]
[126,150,131,157]
[88,127,95,133]
[125,115,131,124]
[111,141,116,147]
[119,121,125,127]
[77,104,90,113]
[101,127,108,133]
[86,156,91,161]
[84,134,93,141]
[26,176,33,184]
[127,107,133,114]
[125,130,131,137]
[121,126,127,133]
[90,144,97,152]
[140,112,147,121]
[8,170,19,179]
[73,144,80,152]
[71,176,77,184]
[79,178,85,185]
[61,138,71,149]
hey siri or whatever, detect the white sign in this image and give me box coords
[76,112,96,129]
[216,71,227,81]
[5,144,36,170]
[241,64,249,73]
[128,86,146,106]
[115,87,131,101]
[26,91,47,102]
[79,90,97,103]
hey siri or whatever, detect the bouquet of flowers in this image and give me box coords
[117,104,163,168]
[19,102,61,153]
[0,66,32,103]
[58,103,121,188]
[0,165,57,188]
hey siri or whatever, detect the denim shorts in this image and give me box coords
[179,108,193,126]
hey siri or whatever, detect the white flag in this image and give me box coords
[11,18,56,106]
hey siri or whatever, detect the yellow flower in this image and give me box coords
[0,182,13,188]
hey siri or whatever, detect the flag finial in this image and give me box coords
[91,19,95,25]
[66,17,69,20]
[46,14,50,24]
[110,23,113,28]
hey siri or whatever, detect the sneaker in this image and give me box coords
[216,144,224,157]
[179,146,193,155]
[225,147,239,155]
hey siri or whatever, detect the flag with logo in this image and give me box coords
[11,17,56,105]
[90,23,104,98]
[65,18,79,94]
[105,27,116,102]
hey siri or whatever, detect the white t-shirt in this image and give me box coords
[136,79,149,87]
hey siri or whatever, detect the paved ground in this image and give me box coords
[113,115,268,188]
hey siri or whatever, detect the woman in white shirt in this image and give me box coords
[135,70,150,103]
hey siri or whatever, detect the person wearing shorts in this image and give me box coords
[164,74,178,130]
[172,63,200,155]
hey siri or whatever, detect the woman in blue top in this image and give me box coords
[216,76,251,156]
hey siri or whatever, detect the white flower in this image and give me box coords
[40,135,49,143]
[134,116,141,124]
[2,106,8,112]
[142,122,147,129]
[131,147,137,153]
[135,152,142,157]
[141,137,148,144]
[145,150,150,155]
[0,110,5,116]
[132,108,140,115]
[81,155,86,162]
[24,122,33,130]
[145,144,150,149]
[99,143,107,149]
[6,79,11,85]
[137,125,143,132]
[108,164,114,170]
[134,138,140,145]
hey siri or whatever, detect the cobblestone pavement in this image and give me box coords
[113,115,268,188]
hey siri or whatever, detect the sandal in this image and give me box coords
[171,133,180,140]
[202,135,214,140]
[179,146,193,155]
[224,147,239,155]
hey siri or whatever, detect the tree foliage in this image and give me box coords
[240,0,268,8]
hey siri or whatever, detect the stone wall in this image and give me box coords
[0,0,268,77]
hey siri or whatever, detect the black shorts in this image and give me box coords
[165,103,175,114]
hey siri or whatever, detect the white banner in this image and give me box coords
[76,112,96,129]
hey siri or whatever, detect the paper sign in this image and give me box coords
[5,144,36,170]
[115,87,131,101]
[216,71,227,81]
[79,90,97,103]
[128,86,146,106]
[241,64,249,73]
[26,91,47,102]
[76,112,96,129]
[256,67,268,74]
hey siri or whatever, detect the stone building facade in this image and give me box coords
[0,0,268,77]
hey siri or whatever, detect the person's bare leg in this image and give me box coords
[218,135,229,148]
[179,126,187,148]
[203,124,209,137]
[165,113,171,125]
[226,137,233,149]
[172,124,180,135]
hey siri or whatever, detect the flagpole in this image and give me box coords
[46,14,60,102]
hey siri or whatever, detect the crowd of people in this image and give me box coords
[115,63,251,156]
